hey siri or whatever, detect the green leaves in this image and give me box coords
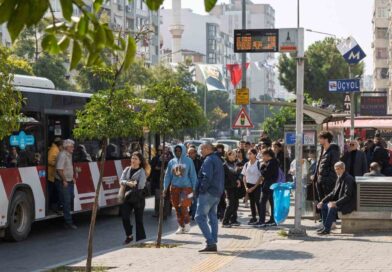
[0,0,16,25]
[7,0,29,42]
[123,36,137,71]
[27,0,49,26]
[0,45,24,140]
[60,0,73,21]
[73,88,145,140]
[70,40,82,70]
[144,0,164,11]
[204,0,218,12]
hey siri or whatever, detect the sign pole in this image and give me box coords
[349,65,355,140]
[291,23,306,235]
[241,0,247,90]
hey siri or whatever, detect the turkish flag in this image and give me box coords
[226,63,250,87]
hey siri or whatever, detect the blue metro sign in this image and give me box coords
[10,131,35,150]
[337,36,366,64]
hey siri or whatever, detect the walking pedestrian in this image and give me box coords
[241,148,263,225]
[164,144,197,234]
[55,139,77,229]
[120,152,150,244]
[195,143,225,252]
[222,150,242,227]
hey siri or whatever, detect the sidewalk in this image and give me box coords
[70,205,392,272]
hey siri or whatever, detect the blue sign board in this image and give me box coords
[328,79,360,93]
[343,44,366,64]
[285,132,296,145]
[10,131,35,150]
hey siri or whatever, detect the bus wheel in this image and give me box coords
[5,191,33,242]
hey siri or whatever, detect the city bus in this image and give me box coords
[0,75,148,241]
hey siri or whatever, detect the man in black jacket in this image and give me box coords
[316,162,356,235]
[314,131,340,201]
[341,140,368,177]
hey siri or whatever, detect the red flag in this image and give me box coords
[226,63,250,87]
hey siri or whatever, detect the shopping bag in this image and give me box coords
[270,182,294,224]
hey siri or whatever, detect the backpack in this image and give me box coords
[276,167,286,183]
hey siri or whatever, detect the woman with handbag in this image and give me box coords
[119,151,151,245]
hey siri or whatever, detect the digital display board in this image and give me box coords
[234,29,279,53]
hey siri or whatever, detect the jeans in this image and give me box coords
[321,203,337,231]
[54,179,64,210]
[223,188,239,224]
[121,198,146,241]
[247,183,262,220]
[195,192,220,246]
[259,189,274,224]
[61,181,74,225]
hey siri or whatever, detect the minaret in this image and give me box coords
[169,0,184,63]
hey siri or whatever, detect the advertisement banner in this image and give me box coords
[196,64,227,91]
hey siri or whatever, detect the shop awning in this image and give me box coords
[326,117,392,129]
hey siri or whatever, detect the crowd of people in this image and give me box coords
[17,129,392,251]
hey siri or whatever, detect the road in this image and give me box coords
[0,197,179,272]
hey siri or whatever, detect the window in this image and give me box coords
[376,48,388,59]
[376,28,388,39]
[376,68,389,79]
[377,7,388,18]
[208,39,216,50]
[0,113,44,168]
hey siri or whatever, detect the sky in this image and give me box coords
[162,0,374,74]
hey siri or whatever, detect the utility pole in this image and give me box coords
[291,0,306,235]
[241,0,247,89]
[348,65,355,140]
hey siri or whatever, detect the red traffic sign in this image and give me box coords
[233,107,254,128]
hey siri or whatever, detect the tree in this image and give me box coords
[262,107,295,140]
[144,80,205,248]
[0,0,217,71]
[33,53,72,90]
[278,37,364,106]
[0,46,24,140]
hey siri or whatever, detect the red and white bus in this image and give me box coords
[0,75,149,241]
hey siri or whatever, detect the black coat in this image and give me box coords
[322,172,356,214]
[341,150,368,177]
[372,145,390,171]
[260,158,279,192]
[223,161,240,189]
[316,144,340,190]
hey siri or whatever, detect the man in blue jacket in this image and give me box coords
[195,143,225,252]
[164,144,197,234]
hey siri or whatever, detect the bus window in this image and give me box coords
[0,121,44,168]
[73,140,99,162]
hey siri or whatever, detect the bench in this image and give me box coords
[340,177,392,233]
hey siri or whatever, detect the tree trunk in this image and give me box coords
[156,134,166,248]
[85,138,108,272]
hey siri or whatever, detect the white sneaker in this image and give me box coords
[184,223,191,233]
[175,226,185,234]
[331,222,337,230]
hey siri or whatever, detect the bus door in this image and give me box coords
[45,114,73,215]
